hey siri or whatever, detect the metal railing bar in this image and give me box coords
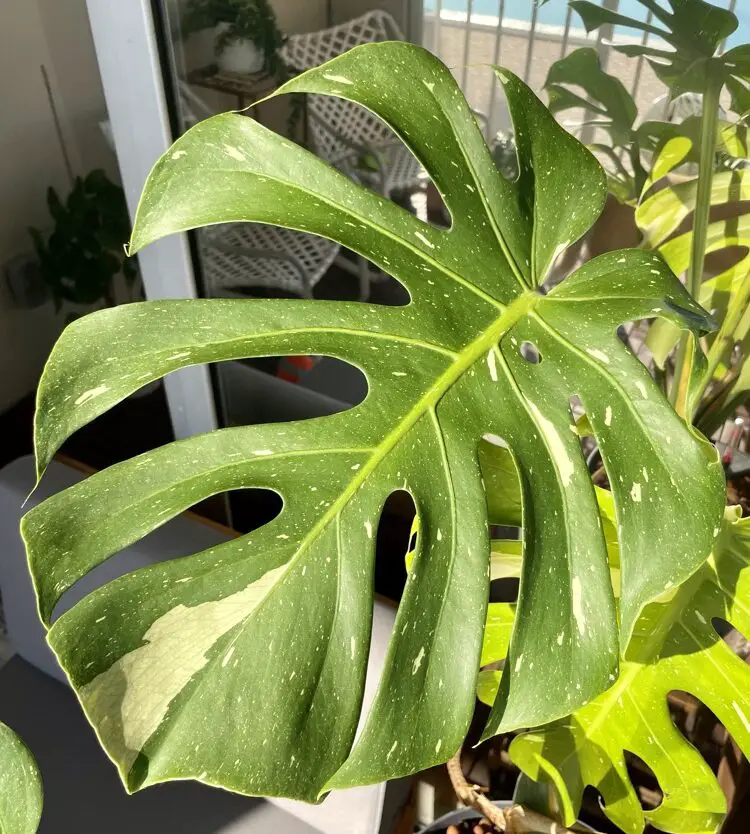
[720,0,738,54]
[461,0,475,91]
[583,0,619,145]
[522,0,540,84]
[630,9,654,100]
[433,0,443,55]
[486,0,505,139]
[560,4,574,58]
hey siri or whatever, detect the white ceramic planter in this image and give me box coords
[214,22,264,74]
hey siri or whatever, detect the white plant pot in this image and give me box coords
[214,22,264,74]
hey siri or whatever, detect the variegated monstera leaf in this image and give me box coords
[478,505,750,834]
[22,43,723,801]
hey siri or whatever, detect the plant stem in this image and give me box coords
[445,749,579,834]
[669,63,723,418]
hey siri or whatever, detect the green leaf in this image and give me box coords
[0,723,42,834]
[22,43,724,801]
[505,506,750,834]
[571,0,740,96]
[545,48,637,150]
[479,439,523,527]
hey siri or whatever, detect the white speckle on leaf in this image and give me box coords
[253,449,273,456]
[414,231,435,249]
[528,402,574,487]
[392,371,407,377]
[486,349,498,382]
[643,468,649,482]
[224,145,246,161]
[587,348,609,364]
[635,380,648,398]
[222,646,235,668]
[412,646,426,675]
[365,521,373,539]
[572,577,586,636]
[387,741,398,759]
[604,406,612,426]
[695,610,707,624]
[436,528,443,541]
[436,738,443,753]
[95,616,106,624]
[171,150,187,160]
[323,73,353,85]
[165,352,190,361]
[557,631,565,645]
[423,80,435,92]
[515,654,524,672]
[350,637,356,660]
[75,385,109,406]
[733,701,750,732]
[631,482,642,502]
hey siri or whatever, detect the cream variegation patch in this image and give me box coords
[79,563,287,771]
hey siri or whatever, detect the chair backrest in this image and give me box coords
[281,11,405,165]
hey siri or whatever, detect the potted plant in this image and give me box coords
[12,10,750,834]
[182,0,286,76]
[29,169,139,318]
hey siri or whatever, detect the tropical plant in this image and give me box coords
[18,38,731,834]
[566,0,750,424]
[544,46,646,203]
[29,169,139,313]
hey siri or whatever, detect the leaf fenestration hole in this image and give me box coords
[377,489,416,604]
[624,750,664,811]
[712,616,750,657]
[519,341,542,364]
[218,356,367,426]
[51,487,283,624]
[669,690,724,773]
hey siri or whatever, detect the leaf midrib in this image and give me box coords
[291,289,540,573]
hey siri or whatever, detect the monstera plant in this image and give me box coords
[17,39,733,834]
[566,0,750,423]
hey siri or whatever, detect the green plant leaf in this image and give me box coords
[639,133,750,371]
[571,0,740,96]
[0,723,42,834]
[545,47,637,149]
[500,506,750,834]
[22,43,724,801]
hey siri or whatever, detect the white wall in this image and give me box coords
[0,0,112,414]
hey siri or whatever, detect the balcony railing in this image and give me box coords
[422,0,740,140]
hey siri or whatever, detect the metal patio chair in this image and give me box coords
[281,10,427,200]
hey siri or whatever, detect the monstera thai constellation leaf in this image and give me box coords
[478,506,750,834]
[0,723,42,834]
[22,43,724,800]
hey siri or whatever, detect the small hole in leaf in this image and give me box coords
[624,750,663,811]
[519,341,541,364]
